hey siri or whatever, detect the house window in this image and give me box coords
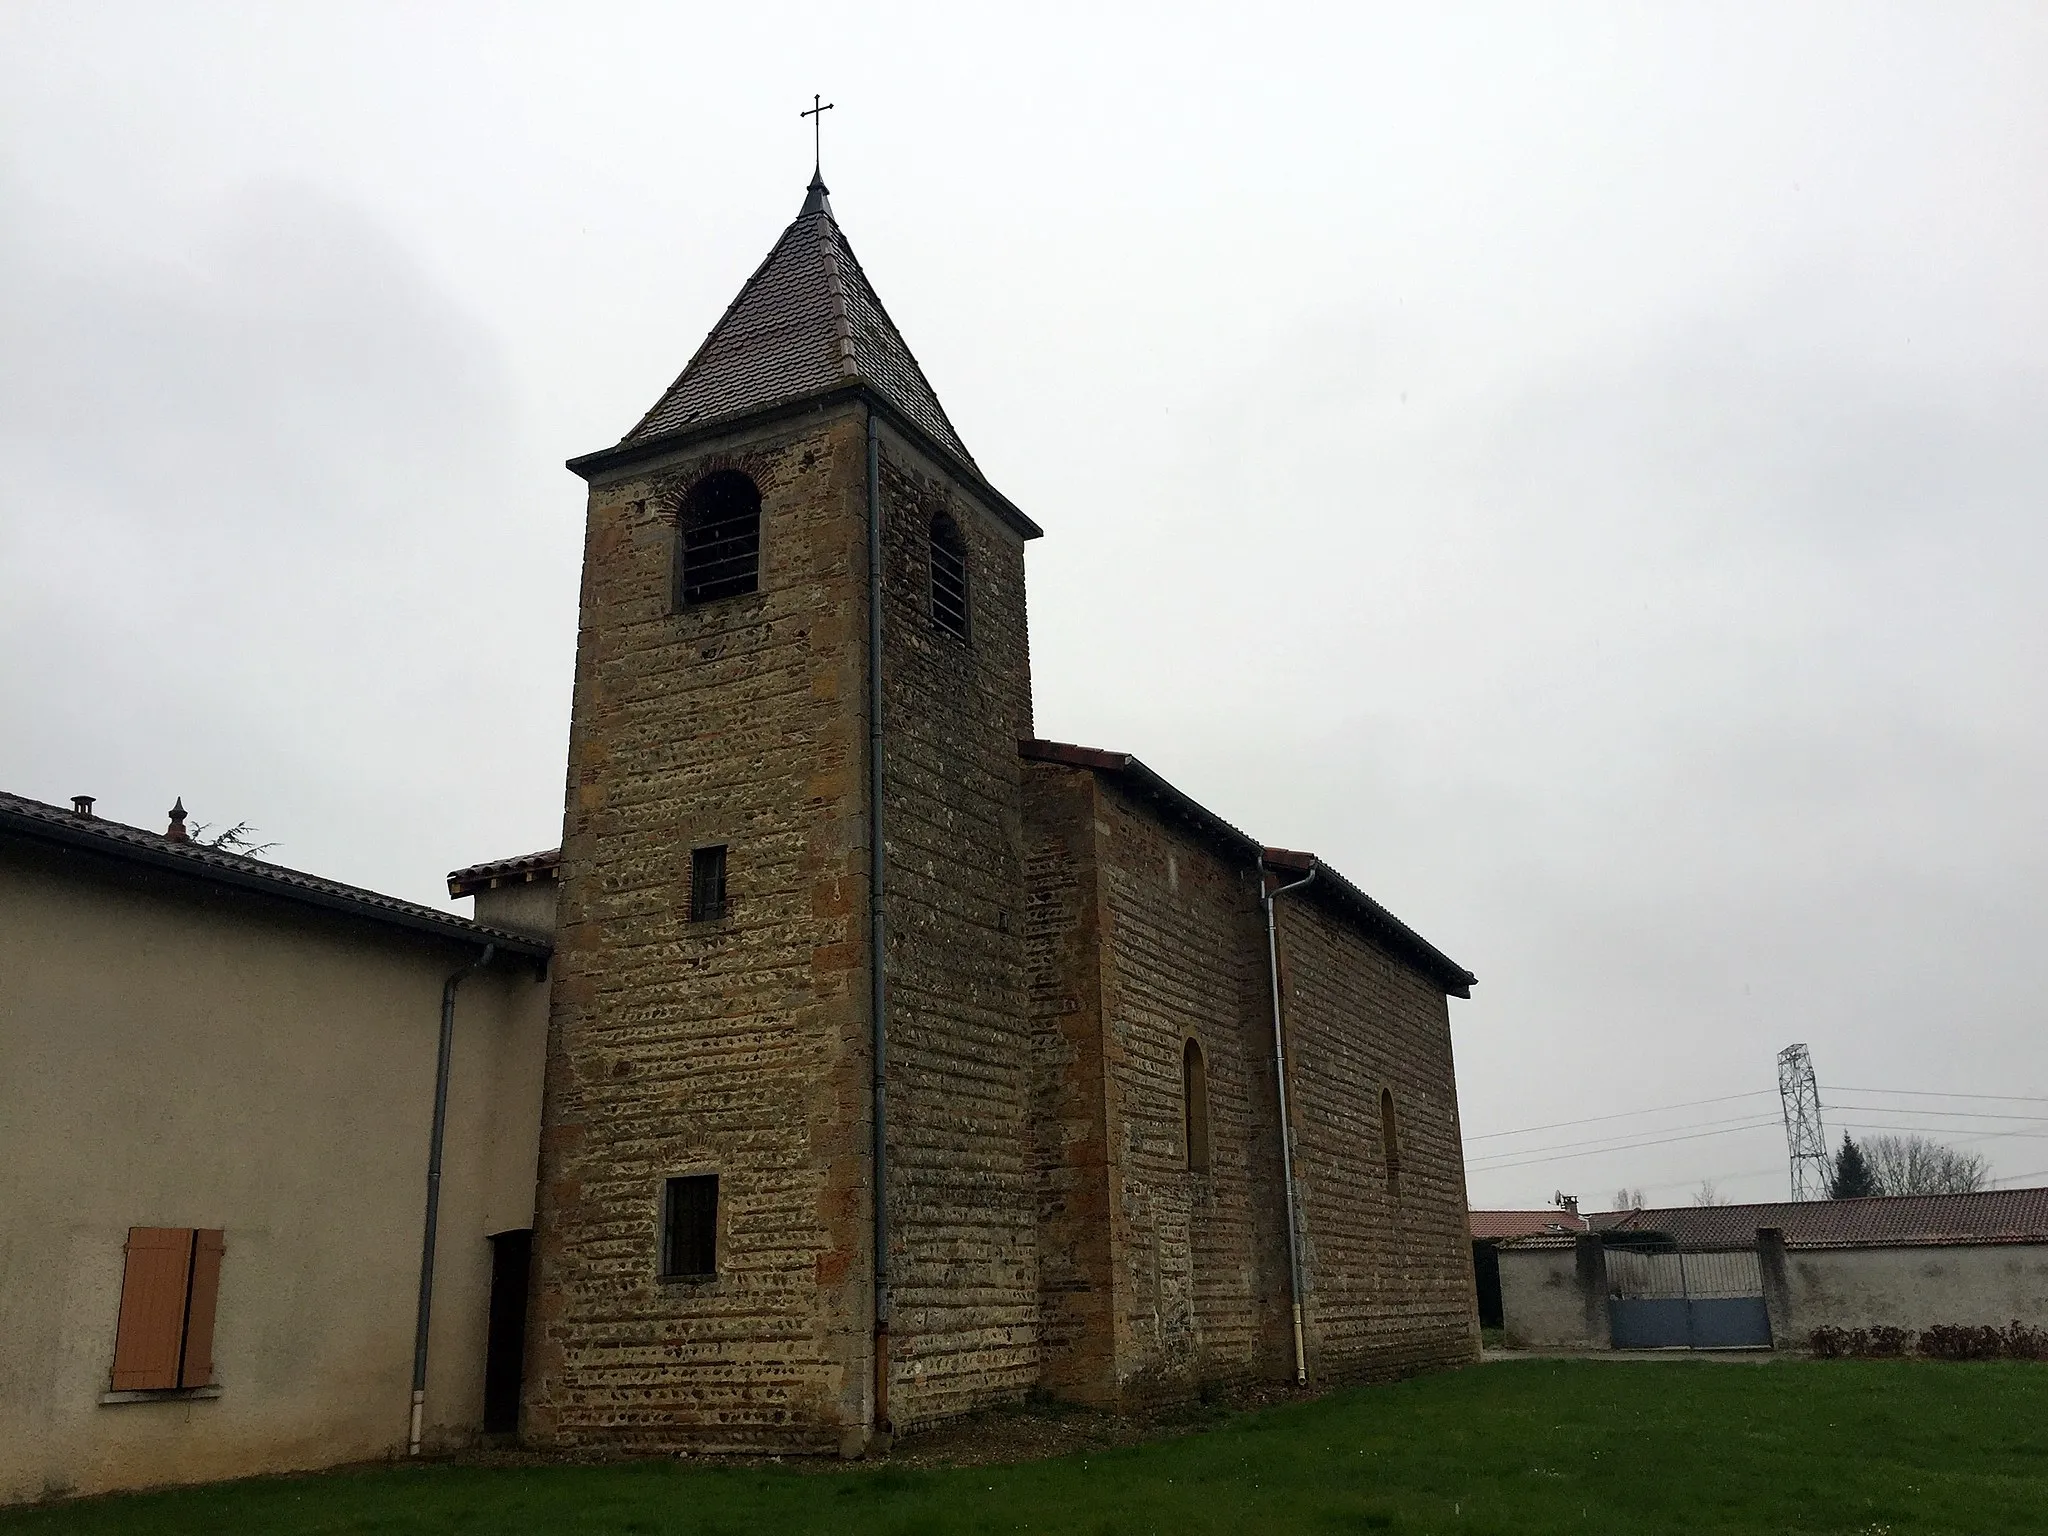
[111,1227,224,1392]
[661,1175,719,1279]
[689,845,727,922]
[1183,1039,1211,1173]
[929,512,969,641]
[1381,1087,1403,1197]
[677,471,761,607]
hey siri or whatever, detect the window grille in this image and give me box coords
[678,471,761,607]
[929,513,969,640]
[689,845,727,922]
[661,1175,719,1279]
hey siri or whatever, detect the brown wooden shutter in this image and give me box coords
[111,1228,193,1391]
[178,1229,225,1387]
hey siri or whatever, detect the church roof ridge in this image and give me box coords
[1019,738,1477,998]
[614,182,980,473]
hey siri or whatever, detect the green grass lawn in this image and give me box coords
[8,1359,2044,1535]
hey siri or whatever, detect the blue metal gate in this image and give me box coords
[1606,1248,1771,1350]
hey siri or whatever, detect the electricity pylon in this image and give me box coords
[1778,1043,1831,1201]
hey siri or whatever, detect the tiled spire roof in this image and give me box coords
[619,173,977,469]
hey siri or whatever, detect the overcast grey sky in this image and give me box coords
[4,2,2043,1209]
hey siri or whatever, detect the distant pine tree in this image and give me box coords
[1831,1133,1878,1199]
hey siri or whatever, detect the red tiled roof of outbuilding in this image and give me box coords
[1598,1187,2048,1249]
[1470,1210,1590,1240]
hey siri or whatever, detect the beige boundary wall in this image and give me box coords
[1497,1237,1610,1351]
[1759,1233,2048,1345]
[0,847,550,1504]
[1498,1233,2048,1352]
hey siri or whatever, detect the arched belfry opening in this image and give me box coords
[929,511,969,640]
[677,470,761,607]
[1183,1039,1211,1173]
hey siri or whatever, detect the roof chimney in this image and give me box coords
[165,797,189,843]
[71,795,95,817]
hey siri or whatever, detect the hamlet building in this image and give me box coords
[0,171,1478,1502]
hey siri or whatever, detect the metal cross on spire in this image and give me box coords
[801,93,835,176]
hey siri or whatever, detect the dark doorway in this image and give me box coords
[483,1229,532,1435]
[1472,1240,1503,1329]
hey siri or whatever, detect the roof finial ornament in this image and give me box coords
[166,797,189,843]
[800,93,835,215]
[802,93,834,178]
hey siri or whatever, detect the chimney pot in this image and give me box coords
[71,795,95,817]
[165,797,190,843]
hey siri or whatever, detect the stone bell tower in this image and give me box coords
[524,172,1043,1453]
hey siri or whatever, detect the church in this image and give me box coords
[0,171,1478,1501]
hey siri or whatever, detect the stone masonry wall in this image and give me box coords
[1023,765,1115,1402]
[1275,896,1480,1382]
[528,403,874,1453]
[1023,761,1475,1403]
[1090,781,1291,1403]
[873,427,1039,1430]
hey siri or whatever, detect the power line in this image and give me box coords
[1466,1114,1785,1171]
[1822,1084,2048,1105]
[1461,1090,1773,1145]
[1834,1122,2048,1143]
[1829,1104,2048,1124]
[1468,1116,2048,1179]
[1466,1118,1786,1174]
[1464,1112,1783,1167]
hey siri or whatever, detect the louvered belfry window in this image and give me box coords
[678,470,761,607]
[929,512,969,641]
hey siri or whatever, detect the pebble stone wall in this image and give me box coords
[870,430,1040,1432]
[1025,760,1478,1403]
[1276,895,1483,1382]
[528,404,876,1454]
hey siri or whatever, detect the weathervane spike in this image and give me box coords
[801,92,835,178]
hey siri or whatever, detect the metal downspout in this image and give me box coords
[410,942,496,1455]
[1261,863,1316,1386]
[866,406,892,1437]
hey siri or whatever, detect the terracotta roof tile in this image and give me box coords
[1598,1188,2048,1248]
[1471,1210,1590,1240]
[447,848,561,897]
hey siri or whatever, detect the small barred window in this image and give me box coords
[678,471,761,607]
[689,845,727,922]
[929,512,969,641]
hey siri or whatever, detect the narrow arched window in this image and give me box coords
[678,470,761,607]
[929,511,969,640]
[1381,1086,1402,1197]
[1183,1039,1211,1173]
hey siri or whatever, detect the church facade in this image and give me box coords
[0,174,1476,1502]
